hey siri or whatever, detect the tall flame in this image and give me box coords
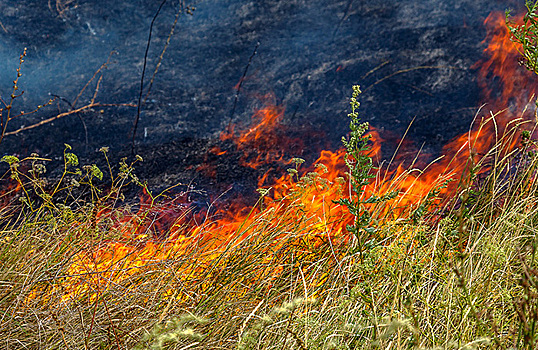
[220,94,300,169]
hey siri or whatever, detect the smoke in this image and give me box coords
[0,0,523,159]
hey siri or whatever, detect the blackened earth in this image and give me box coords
[0,0,525,203]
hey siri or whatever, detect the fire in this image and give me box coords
[221,94,298,169]
[474,12,532,109]
[31,10,538,303]
[433,11,537,185]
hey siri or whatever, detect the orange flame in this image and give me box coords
[35,10,538,302]
[221,94,295,169]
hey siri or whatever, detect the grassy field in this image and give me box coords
[0,103,537,350]
[2,3,538,348]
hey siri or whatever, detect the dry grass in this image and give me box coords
[1,117,538,349]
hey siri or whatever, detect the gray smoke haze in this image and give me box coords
[0,0,524,158]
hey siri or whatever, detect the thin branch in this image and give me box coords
[131,0,169,154]
[0,48,27,145]
[50,93,90,152]
[332,0,353,40]
[142,1,186,105]
[91,75,103,105]
[72,51,115,107]
[361,60,390,80]
[362,65,461,93]
[4,103,135,136]
[0,20,7,33]
[228,41,260,132]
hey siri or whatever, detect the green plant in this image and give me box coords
[0,145,147,213]
[335,85,395,259]
[507,0,538,73]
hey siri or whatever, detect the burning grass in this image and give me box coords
[1,107,538,349]
[2,6,538,350]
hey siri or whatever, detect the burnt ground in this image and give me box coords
[0,0,527,203]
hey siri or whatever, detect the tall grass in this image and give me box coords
[1,113,538,349]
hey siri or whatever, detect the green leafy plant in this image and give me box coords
[0,145,147,215]
[507,0,538,74]
[335,85,395,259]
